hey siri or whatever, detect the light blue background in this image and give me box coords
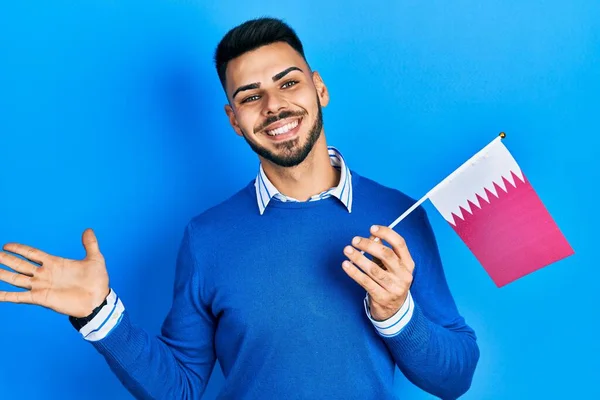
[1,1,597,399]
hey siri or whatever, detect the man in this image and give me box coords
[0,17,479,399]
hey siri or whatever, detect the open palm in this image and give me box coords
[0,228,110,318]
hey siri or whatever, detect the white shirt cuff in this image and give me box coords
[78,289,125,342]
[363,290,414,337]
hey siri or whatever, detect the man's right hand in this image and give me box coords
[0,228,110,318]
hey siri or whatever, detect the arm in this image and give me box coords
[0,224,216,399]
[383,208,479,399]
[84,224,216,399]
[342,207,479,399]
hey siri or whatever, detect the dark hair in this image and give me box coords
[214,17,308,91]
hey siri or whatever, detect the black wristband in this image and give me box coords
[69,296,109,331]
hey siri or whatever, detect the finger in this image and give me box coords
[359,242,385,270]
[0,252,37,276]
[82,228,101,260]
[2,243,49,266]
[350,236,404,274]
[0,269,32,289]
[0,290,34,304]
[343,245,397,291]
[341,260,386,302]
[369,225,416,273]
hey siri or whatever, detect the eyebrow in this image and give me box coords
[272,66,303,81]
[232,66,304,99]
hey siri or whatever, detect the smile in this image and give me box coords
[265,119,300,136]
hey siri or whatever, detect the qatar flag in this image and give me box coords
[425,135,574,287]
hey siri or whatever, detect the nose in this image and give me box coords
[262,91,289,116]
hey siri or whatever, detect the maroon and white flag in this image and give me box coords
[389,134,574,287]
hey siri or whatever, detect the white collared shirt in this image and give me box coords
[255,146,353,215]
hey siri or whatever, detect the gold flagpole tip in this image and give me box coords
[499,132,506,139]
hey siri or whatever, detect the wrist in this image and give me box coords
[70,289,125,341]
[364,291,414,337]
[69,290,110,331]
[370,292,408,321]
[87,287,110,315]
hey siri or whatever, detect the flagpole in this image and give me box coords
[371,132,507,242]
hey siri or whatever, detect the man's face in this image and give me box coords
[224,42,329,167]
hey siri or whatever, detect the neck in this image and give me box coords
[260,135,340,201]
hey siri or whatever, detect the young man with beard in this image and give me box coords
[0,17,479,399]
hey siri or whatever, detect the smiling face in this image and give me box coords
[224,42,329,168]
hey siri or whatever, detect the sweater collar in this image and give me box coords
[254,146,353,215]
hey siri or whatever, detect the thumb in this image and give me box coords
[82,228,101,259]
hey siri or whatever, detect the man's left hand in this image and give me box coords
[342,225,415,321]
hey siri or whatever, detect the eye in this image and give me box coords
[241,95,260,104]
[281,80,298,89]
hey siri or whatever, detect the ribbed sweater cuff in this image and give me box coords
[381,300,431,355]
[91,311,144,364]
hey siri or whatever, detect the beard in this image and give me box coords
[241,97,323,168]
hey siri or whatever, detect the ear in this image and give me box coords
[224,104,244,137]
[312,71,330,107]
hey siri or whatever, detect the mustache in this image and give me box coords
[256,110,306,133]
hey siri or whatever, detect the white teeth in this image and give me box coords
[266,119,299,136]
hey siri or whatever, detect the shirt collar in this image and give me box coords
[254,146,353,215]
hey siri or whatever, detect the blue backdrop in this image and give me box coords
[1,1,597,399]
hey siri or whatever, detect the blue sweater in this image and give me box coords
[92,171,479,399]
